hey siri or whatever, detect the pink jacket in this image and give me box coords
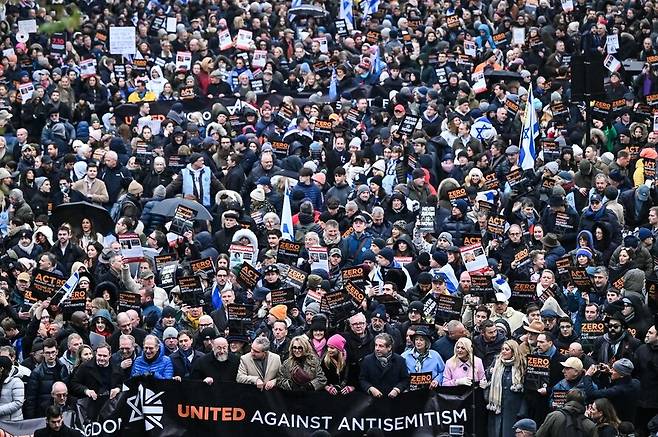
[442,356,486,386]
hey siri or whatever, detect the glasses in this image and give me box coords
[608,323,622,328]
[351,322,366,326]
[199,323,213,328]
[509,232,521,236]
[291,346,303,351]
[216,273,228,277]
[44,350,57,355]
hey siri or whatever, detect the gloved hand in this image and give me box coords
[455,377,472,386]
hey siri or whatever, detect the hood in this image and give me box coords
[394,234,413,249]
[630,122,647,140]
[33,225,54,245]
[561,400,586,415]
[91,309,115,332]
[623,268,645,294]
[540,296,568,317]
[281,155,303,172]
[150,65,164,80]
[232,229,259,259]
[576,230,594,249]
[590,128,606,144]
[478,24,492,37]
[438,178,460,199]
[195,231,214,250]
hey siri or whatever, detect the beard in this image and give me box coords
[215,352,228,362]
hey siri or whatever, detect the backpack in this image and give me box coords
[558,409,597,437]
[109,194,133,221]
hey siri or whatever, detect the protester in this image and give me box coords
[0,0,657,433]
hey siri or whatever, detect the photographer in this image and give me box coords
[583,359,641,423]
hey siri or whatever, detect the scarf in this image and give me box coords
[413,349,429,373]
[487,360,523,414]
[312,338,326,357]
[186,314,201,331]
[19,240,34,254]
[376,351,392,368]
[600,332,626,363]
[180,347,194,374]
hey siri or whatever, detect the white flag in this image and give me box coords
[280,180,295,242]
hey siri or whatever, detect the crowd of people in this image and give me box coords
[1,0,658,436]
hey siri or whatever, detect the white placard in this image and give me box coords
[236,29,253,50]
[512,27,526,46]
[2,48,14,58]
[606,34,619,54]
[560,0,573,11]
[80,59,97,78]
[653,114,658,133]
[175,51,192,70]
[604,54,621,72]
[166,17,177,33]
[109,26,136,55]
[17,19,37,34]
[252,50,267,68]
[18,82,34,100]
[464,40,476,57]
[314,37,328,53]
[218,29,233,51]
[472,71,487,94]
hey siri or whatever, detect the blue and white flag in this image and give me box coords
[329,68,338,101]
[470,116,497,142]
[340,0,354,30]
[281,180,295,241]
[362,0,380,19]
[369,45,385,77]
[289,0,303,21]
[519,87,540,170]
[57,271,80,305]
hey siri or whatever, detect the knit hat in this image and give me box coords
[250,187,265,202]
[576,247,593,259]
[305,301,320,316]
[306,274,322,289]
[269,304,288,321]
[163,327,178,340]
[432,250,448,266]
[128,180,143,196]
[153,185,166,199]
[408,300,424,315]
[438,232,453,244]
[379,247,394,263]
[161,306,177,319]
[612,358,634,376]
[452,199,468,215]
[327,334,346,353]
[639,227,653,241]
[357,184,370,195]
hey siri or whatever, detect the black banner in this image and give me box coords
[53,378,479,437]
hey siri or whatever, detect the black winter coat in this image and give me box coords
[358,352,409,394]
[190,352,239,383]
[633,342,658,409]
[70,359,123,398]
[25,361,67,418]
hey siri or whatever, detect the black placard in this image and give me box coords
[399,115,420,135]
[236,262,261,290]
[191,257,216,277]
[435,295,463,323]
[170,205,196,236]
[178,276,205,306]
[118,291,141,313]
[277,240,302,264]
[525,354,551,391]
[270,287,296,307]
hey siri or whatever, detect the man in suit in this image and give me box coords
[210,286,233,332]
[236,336,281,390]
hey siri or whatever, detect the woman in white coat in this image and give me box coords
[0,356,24,420]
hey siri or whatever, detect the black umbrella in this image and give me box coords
[50,201,114,235]
[288,5,328,20]
[484,70,523,82]
[150,198,213,221]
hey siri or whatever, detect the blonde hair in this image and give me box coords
[447,337,473,368]
[288,335,314,357]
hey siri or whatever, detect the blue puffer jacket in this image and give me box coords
[130,341,174,379]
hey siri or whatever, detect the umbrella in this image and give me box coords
[484,70,523,81]
[288,5,328,20]
[150,198,213,221]
[50,201,114,235]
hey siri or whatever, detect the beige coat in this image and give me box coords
[71,177,109,204]
[236,351,281,385]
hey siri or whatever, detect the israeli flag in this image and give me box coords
[340,0,354,30]
[329,68,338,101]
[519,87,540,170]
[280,180,295,242]
[369,46,385,77]
[57,272,80,305]
[362,0,380,18]
[470,116,497,143]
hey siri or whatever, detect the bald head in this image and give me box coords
[212,337,229,362]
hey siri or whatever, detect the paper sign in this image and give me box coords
[229,244,255,269]
[460,244,491,275]
[80,59,97,78]
[464,40,476,57]
[236,29,253,50]
[177,276,205,307]
[175,51,192,71]
[109,26,136,55]
[418,207,436,233]
[118,232,144,263]
[166,17,177,33]
[560,0,573,11]
[218,29,233,51]
[252,50,267,68]
[604,54,621,72]
[18,19,37,34]
[18,82,34,101]
[308,246,329,273]
[512,27,525,46]
[606,34,619,54]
